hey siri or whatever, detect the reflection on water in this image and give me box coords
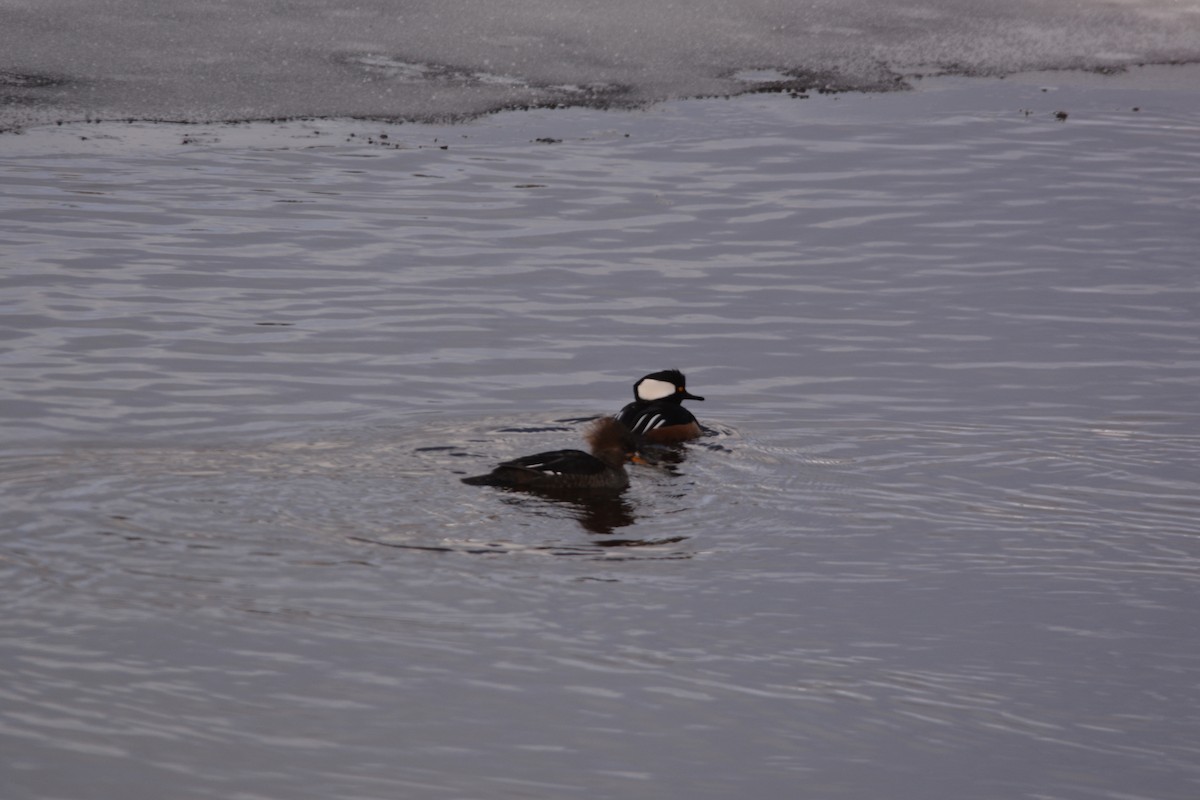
[495,488,641,536]
[2,83,1200,800]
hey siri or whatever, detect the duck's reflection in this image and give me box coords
[499,486,637,535]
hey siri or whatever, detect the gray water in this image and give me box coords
[3,74,1200,798]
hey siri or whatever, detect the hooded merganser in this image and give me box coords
[617,369,705,443]
[462,417,641,490]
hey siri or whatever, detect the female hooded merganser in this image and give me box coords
[617,369,705,443]
[462,417,641,491]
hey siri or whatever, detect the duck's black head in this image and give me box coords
[632,369,704,404]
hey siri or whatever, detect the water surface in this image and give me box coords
[3,77,1200,799]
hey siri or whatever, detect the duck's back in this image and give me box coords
[462,448,629,490]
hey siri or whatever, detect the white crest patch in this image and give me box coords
[637,377,675,401]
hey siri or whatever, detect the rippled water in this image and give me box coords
[3,76,1200,799]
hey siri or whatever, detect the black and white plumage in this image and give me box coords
[462,417,640,490]
[617,369,705,443]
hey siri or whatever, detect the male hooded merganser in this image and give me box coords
[462,417,641,490]
[617,369,705,443]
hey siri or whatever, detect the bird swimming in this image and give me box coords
[616,369,705,443]
[462,416,642,491]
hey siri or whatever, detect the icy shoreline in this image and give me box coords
[3,63,1198,156]
[5,0,1199,136]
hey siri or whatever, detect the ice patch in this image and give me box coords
[344,54,625,99]
[0,0,1197,129]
